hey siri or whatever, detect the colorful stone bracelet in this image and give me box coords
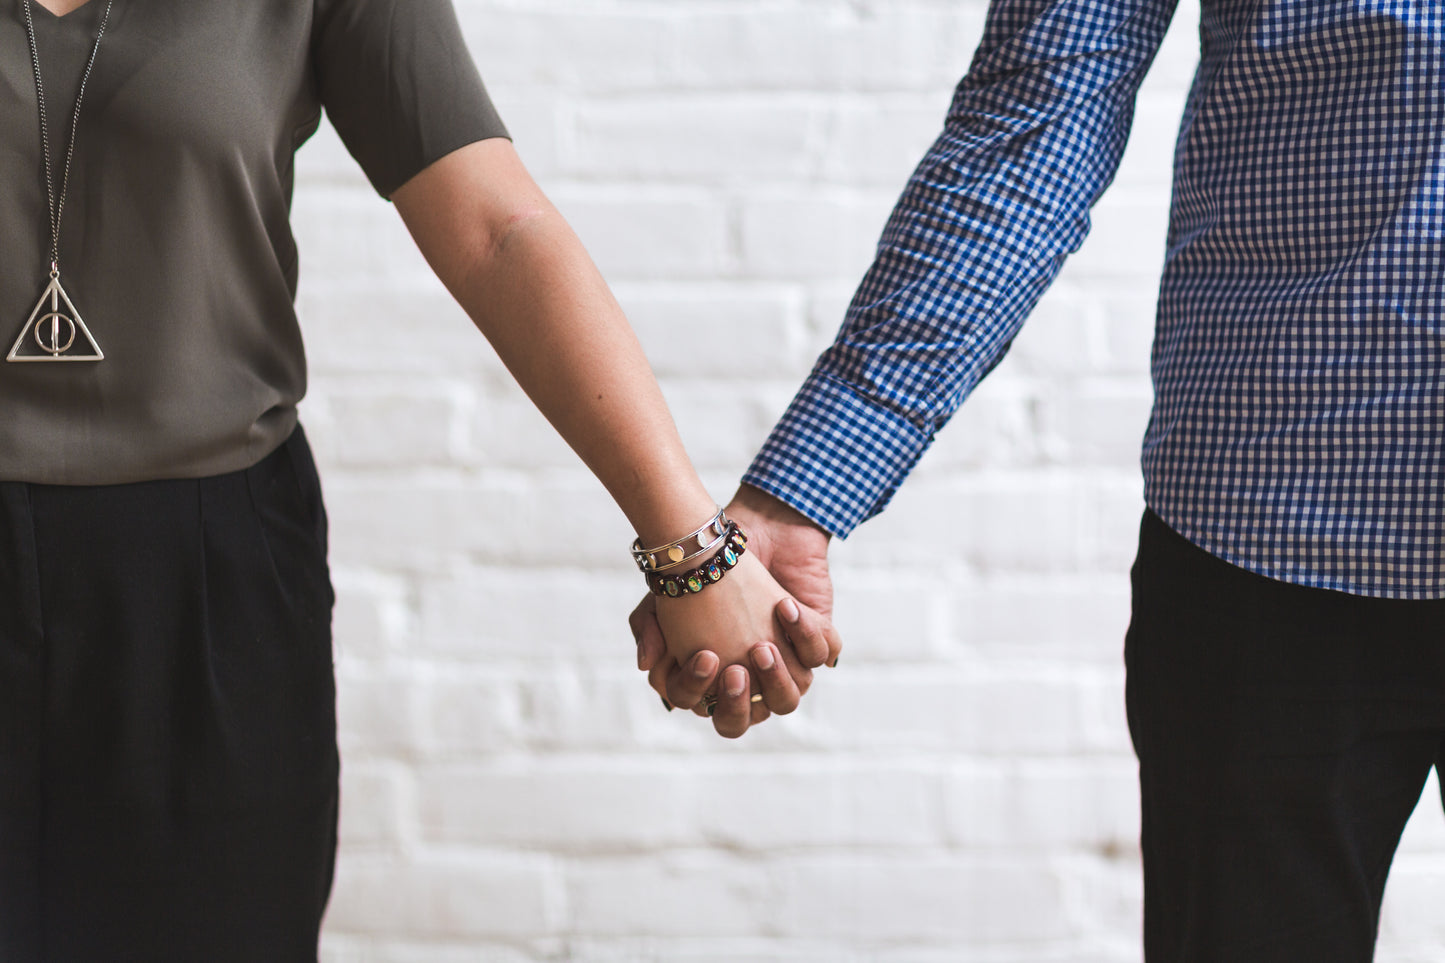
[647,523,748,598]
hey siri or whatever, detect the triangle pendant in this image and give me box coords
[8,275,103,362]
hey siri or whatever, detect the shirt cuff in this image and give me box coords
[742,372,934,539]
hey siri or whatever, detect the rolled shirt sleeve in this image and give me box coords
[744,0,1179,537]
[312,0,511,199]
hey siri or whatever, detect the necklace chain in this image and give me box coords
[22,0,115,273]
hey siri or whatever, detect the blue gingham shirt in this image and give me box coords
[743,0,1445,599]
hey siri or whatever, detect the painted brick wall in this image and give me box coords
[292,2,1445,960]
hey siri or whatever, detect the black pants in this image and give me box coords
[1127,509,1445,962]
[0,427,338,962]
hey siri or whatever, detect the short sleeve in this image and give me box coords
[312,0,510,198]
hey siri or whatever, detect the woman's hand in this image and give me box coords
[645,553,818,738]
[632,486,843,737]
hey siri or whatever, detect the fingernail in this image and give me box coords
[829,656,839,668]
[693,653,715,679]
[753,645,776,671]
[661,697,674,712]
[725,670,747,698]
[780,598,801,623]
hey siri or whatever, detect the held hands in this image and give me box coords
[630,485,841,738]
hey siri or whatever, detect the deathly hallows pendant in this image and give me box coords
[8,274,103,362]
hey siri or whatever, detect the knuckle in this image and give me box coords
[793,644,825,667]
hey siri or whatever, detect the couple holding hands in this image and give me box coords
[8,0,1445,959]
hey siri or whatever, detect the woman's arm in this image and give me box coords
[390,139,824,736]
[392,139,708,546]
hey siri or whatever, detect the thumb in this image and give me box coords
[628,594,667,672]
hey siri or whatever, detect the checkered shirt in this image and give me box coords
[743,0,1445,599]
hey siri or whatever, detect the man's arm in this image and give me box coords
[639,0,1182,724]
[746,0,1182,536]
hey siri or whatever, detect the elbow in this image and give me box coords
[490,206,552,254]
[471,204,554,268]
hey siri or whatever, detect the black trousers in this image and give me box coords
[1127,509,1445,962]
[0,427,338,962]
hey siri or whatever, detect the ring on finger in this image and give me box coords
[699,692,764,714]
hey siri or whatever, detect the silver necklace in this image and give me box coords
[8,0,113,363]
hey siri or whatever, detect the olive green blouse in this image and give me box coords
[0,0,508,483]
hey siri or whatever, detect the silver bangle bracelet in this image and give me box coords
[648,525,732,573]
[631,508,729,573]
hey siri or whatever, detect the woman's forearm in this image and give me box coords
[393,139,714,545]
[459,207,716,544]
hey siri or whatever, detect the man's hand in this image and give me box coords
[629,484,842,736]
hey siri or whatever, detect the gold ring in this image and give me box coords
[700,692,765,714]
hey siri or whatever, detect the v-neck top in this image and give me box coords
[0,0,507,484]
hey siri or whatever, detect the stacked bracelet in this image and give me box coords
[646,523,748,598]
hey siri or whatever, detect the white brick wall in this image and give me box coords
[291,1,1445,960]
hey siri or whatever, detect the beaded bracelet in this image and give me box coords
[631,508,730,574]
[647,523,748,598]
